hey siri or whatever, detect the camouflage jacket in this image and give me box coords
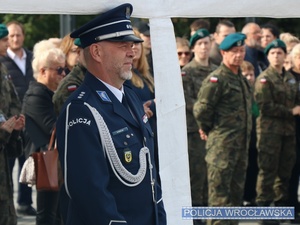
[182,59,218,133]
[193,64,252,151]
[0,63,21,117]
[254,66,300,135]
[53,63,86,116]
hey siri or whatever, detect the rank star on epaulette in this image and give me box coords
[67,85,77,92]
[210,76,218,83]
[260,78,267,84]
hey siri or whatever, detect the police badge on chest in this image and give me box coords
[124,148,132,163]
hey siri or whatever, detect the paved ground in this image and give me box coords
[11,160,299,225]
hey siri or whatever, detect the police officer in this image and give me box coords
[53,38,86,116]
[56,4,166,225]
[181,29,217,219]
[255,40,300,213]
[193,33,252,225]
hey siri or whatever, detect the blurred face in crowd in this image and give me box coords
[177,45,191,67]
[140,33,151,51]
[283,53,293,71]
[292,54,300,71]
[267,48,286,68]
[132,42,142,61]
[7,23,25,52]
[246,24,262,48]
[287,41,299,54]
[192,36,211,61]
[66,44,80,69]
[214,25,236,45]
[222,45,246,71]
[242,69,255,85]
[261,28,276,49]
[0,36,9,56]
[41,60,65,92]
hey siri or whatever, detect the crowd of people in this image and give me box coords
[1,3,300,225]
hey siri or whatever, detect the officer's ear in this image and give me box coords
[89,43,102,63]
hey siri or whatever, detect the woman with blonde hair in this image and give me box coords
[60,33,79,74]
[125,28,159,170]
[23,39,65,225]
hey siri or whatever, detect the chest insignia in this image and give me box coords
[124,150,132,163]
[96,91,111,102]
[142,114,148,123]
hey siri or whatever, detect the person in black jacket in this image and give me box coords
[22,39,65,225]
[0,21,35,216]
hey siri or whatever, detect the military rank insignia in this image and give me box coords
[210,76,218,83]
[96,91,111,102]
[124,150,132,163]
[260,78,267,84]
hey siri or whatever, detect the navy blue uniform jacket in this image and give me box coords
[56,72,166,225]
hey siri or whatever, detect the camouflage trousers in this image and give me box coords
[256,134,296,204]
[188,132,208,207]
[206,149,248,225]
[0,199,17,225]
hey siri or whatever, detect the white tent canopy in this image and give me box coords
[1,1,296,224]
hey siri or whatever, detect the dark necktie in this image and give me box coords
[122,94,130,111]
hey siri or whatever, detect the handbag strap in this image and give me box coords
[47,127,56,151]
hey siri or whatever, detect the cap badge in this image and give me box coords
[125,6,131,19]
[273,40,278,47]
[237,40,242,46]
[197,31,204,37]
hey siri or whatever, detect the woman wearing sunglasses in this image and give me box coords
[22,39,65,225]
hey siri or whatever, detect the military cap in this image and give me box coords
[189,28,210,47]
[70,3,143,48]
[219,32,246,51]
[264,39,286,55]
[74,38,82,48]
[0,24,8,39]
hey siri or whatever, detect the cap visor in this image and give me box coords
[106,35,143,43]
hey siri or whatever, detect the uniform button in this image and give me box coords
[126,134,130,138]
[131,133,134,136]
[124,142,128,145]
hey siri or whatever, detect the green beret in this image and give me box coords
[74,38,82,48]
[189,28,210,47]
[264,39,286,55]
[219,33,246,51]
[0,24,8,39]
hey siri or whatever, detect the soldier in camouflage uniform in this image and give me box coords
[53,38,86,116]
[193,33,252,225]
[254,40,300,211]
[181,29,218,214]
[0,112,25,225]
[0,24,24,225]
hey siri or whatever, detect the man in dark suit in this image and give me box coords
[56,3,166,225]
[0,20,35,216]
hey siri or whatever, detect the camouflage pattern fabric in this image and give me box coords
[254,66,299,204]
[0,64,21,117]
[53,63,86,115]
[193,64,252,225]
[182,59,217,208]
